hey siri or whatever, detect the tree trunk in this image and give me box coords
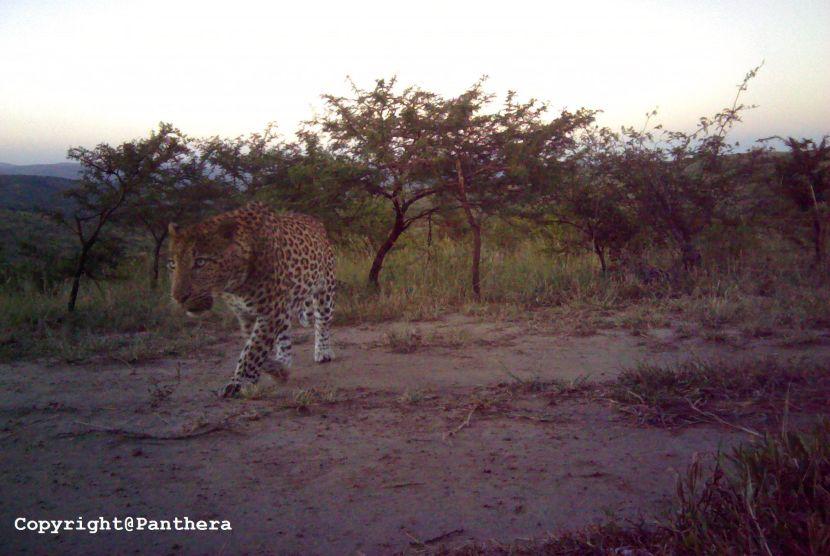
[678,228,702,270]
[150,232,167,288]
[67,244,91,312]
[469,221,482,299]
[67,214,108,313]
[593,238,607,274]
[368,214,406,289]
[455,159,482,300]
[812,213,823,267]
[808,178,824,267]
[426,212,433,263]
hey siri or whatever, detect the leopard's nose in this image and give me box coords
[174,292,191,304]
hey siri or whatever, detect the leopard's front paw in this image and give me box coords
[220,382,241,398]
[314,349,334,364]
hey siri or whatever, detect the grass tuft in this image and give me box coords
[609,358,830,427]
[443,420,830,555]
[385,325,423,353]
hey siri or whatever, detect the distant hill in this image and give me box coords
[0,174,77,213]
[0,162,81,180]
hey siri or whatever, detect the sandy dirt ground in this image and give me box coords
[2,315,829,555]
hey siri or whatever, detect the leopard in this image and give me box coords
[167,202,335,398]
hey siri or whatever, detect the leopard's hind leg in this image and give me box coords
[297,297,313,328]
[312,282,335,363]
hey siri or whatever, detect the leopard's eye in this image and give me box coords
[194,258,208,268]
[167,260,176,270]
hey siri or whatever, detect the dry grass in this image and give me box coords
[2,235,830,363]
[442,420,830,555]
[505,373,593,398]
[398,389,431,404]
[0,276,232,363]
[427,328,471,348]
[280,386,343,411]
[383,323,473,353]
[385,325,423,353]
[607,358,830,428]
[238,381,280,400]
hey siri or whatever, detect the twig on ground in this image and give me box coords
[504,411,558,423]
[423,528,465,544]
[405,527,466,547]
[57,415,242,441]
[443,404,478,441]
[112,357,134,369]
[687,399,761,437]
[381,481,425,489]
[625,388,646,404]
[404,529,425,547]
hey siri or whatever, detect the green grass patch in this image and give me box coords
[3,235,830,362]
[0,277,232,363]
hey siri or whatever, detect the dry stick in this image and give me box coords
[404,529,425,547]
[504,412,558,423]
[423,528,465,544]
[625,388,647,404]
[59,418,238,441]
[381,481,425,489]
[443,405,478,441]
[686,400,761,438]
[746,495,775,556]
[405,528,465,547]
[781,384,791,435]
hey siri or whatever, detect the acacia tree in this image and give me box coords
[275,130,386,242]
[772,136,830,266]
[130,138,227,287]
[315,78,443,288]
[435,82,594,296]
[200,123,298,195]
[62,123,185,311]
[615,65,763,268]
[533,124,637,273]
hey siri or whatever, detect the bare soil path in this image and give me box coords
[2,315,829,555]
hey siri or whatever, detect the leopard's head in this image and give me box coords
[167,218,250,316]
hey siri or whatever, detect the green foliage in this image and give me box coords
[61,123,188,310]
[608,66,766,266]
[0,209,129,291]
[533,124,639,271]
[2,68,827,330]
[768,135,830,266]
[2,231,830,364]
[0,271,229,363]
[0,174,76,213]
[260,131,385,243]
[316,77,446,286]
[775,136,830,209]
[0,210,73,287]
[200,122,296,194]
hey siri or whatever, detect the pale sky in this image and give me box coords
[1,0,828,164]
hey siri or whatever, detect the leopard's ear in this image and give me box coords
[217,219,238,241]
[168,222,180,236]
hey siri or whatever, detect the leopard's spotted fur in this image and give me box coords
[168,202,335,397]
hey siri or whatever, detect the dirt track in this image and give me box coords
[2,315,829,555]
